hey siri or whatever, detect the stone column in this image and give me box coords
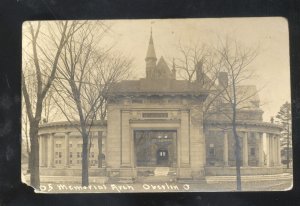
[106,105,121,169]
[98,131,103,168]
[190,105,205,179]
[47,133,54,168]
[273,135,278,165]
[180,110,190,166]
[43,135,48,167]
[258,132,264,167]
[178,110,191,179]
[268,134,274,166]
[121,111,131,167]
[223,130,229,166]
[266,133,270,166]
[274,135,279,166]
[242,132,248,167]
[277,135,282,166]
[39,135,43,167]
[65,132,70,167]
[272,135,276,166]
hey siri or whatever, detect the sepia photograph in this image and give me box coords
[21,17,292,193]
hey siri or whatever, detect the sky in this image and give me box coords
[100,17,290,122]
[22,17,290,122]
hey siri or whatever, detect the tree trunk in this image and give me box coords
[82,131,89,186]
[29,120,40,189]
[98,131,103,168]
[232,109,242,191]
[233,127,242,191]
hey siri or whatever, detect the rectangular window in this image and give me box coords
[142,113,168,118]
[59,152,62,158]
[69,160,72,164]
[77,152,80,158]
[69,144,72,148]
[70,152,72,158]
[251,148,255,156]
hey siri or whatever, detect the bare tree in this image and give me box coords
[173,42,226,120]
[175,37,259,191]
[52,22,132,186]
[22,21,83,188]
[214,37,259,191]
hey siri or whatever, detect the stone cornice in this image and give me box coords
[107,91,210,98]
[38,120,107,135]
[204,120,283,133]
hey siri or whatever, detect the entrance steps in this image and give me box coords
[137,167,177,183]
[154,167,170,176]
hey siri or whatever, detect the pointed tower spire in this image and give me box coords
[145,27,157,61]
[145,28,157,79]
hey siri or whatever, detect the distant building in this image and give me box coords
[36,31,283,182]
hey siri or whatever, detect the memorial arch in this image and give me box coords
[36,31,283,182]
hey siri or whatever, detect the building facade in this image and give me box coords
[37,32,283,182]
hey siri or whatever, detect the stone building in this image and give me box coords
[36,32,283,182]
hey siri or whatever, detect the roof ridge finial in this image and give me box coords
[149,26,153,44]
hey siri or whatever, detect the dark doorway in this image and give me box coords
[134,130,177,167]
[157,149,169,165]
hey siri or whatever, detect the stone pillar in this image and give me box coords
[38,135,47,167]
[47,133,54,168]
[274,135,279,166]
[178,110,191,179]
[65,132,70,167]
[223,130,229,166]
[106,105,121,169]
[268,134,274,166]
[258,132,264,167]
[272,135,276,166]
[266,133,272,167]
[242,132,248,167]
[39,135,43,167]
[98,131,103,168]
[180,110,190,166]
[121,111,131,167]
[277,135,282,166]
[190,105,205,179]
[273,135,278,165]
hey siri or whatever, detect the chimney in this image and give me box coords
[218,72,228,87]
[196,61,203,82]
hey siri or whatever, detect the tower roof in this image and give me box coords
[145,29,157,60]
[156,56,173,78]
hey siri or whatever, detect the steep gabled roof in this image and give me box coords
[155,56,173,79]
